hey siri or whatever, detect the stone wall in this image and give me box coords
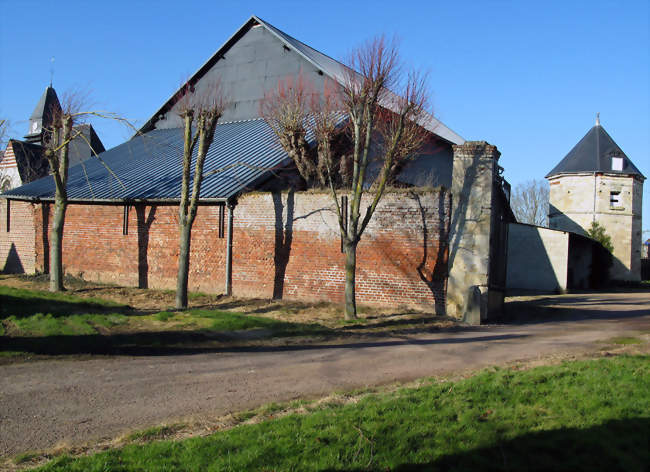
[1,190,450,310]
[506,223,569,293]
[446,141,504,323]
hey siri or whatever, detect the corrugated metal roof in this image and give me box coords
[1,118,291,201]
[546,123,645,179]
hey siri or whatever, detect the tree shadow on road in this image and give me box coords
[501,292,650,325]
[0,331,529,357]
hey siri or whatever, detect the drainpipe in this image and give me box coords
[225,200,235,296]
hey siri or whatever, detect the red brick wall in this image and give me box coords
[35,203,228,293]
[5,190,450,310]
[0,200,37,273]
[232,191,449,309]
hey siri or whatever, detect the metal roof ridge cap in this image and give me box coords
[253,15,351,73]
[253,15,352,84]
[217,117,266,125]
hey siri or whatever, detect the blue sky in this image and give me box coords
[1,0,648,233]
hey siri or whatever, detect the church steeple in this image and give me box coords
[24,86,61,144]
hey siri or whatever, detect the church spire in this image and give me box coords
[596,112,600,126]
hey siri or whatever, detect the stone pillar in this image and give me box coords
[446,141,502,324]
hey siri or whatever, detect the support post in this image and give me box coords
[224,201,235,296]
[446,141,502,324]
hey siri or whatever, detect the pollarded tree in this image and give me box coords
[262,37,430,320]
[43,92,133,292]
[174,81,228,309]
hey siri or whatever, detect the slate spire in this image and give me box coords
[24,86,62,143]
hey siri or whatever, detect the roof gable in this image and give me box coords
[546,123,645,179]
[7,139,48,183]
[140,15,464,145]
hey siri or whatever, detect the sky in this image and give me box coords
[1,0,648,233]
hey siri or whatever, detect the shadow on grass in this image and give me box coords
[0,292,134,319]
[334,418,650,472]
[0,332,528,357]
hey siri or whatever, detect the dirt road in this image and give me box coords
[1,291,648,457]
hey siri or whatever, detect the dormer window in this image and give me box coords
[611,156,623,171]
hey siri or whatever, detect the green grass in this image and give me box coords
[190,309,326,335]
[0,285,125,318]
[13,451,40,465]
[35,356,650,471]
[6,313,128,337]
[126,424,187,442]
[0,285,328,357]
[607,336,643,345]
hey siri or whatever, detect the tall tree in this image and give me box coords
[262,37,430,319]
[43,92,132,292]
[510,179,549,227]
[174,81,227,309]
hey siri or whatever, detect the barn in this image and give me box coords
[1,16,511,320]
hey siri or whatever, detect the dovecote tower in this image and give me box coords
[546,116,645,281]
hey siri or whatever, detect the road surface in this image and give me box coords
[1,291,648,456]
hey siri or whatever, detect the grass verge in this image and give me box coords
[33,355,649,471]
[0,285,334,357]
[1,283,453,359]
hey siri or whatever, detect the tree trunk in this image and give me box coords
[344,242,358,320]
[49,199,66,292]
[175,222,192,309]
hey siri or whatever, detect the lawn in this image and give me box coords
[31,355,649,471]
[0,278,455,358]
[0,284,330,357]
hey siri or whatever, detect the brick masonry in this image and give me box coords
[1,190,450,310]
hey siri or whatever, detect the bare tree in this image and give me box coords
[43,92,133,292]
[510,179,549,227]
[0,118,9,149]
[262,37,430,319]
[174,81,227,309]
[0,118,10,191]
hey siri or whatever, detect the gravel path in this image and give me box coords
[1,291,648,457]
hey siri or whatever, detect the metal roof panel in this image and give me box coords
[2,118,291,201]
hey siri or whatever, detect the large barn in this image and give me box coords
[1,16,512,321]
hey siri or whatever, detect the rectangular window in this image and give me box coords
[610,191,622,208]
[5,199,9,232]
[612,157,623,171]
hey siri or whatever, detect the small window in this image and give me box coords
[612,157,623,171]
[610,191,622,208]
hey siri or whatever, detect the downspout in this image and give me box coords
[225,199,236,296]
